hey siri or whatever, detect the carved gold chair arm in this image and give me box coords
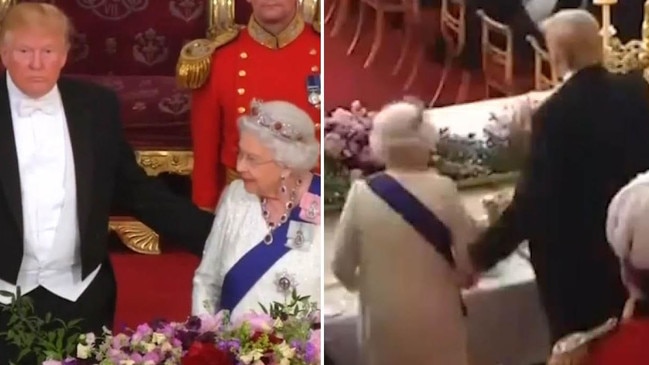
[109,150,194,255]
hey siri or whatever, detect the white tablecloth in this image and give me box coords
[424,90,553,139]
[324,252,551,365]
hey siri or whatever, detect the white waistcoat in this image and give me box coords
[0,75,101,305]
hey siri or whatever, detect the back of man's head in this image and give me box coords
[541,9,603,74]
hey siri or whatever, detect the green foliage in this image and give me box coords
[0,288,83,364]
[258,289,317,341]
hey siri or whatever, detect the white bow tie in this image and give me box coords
[17,99,56,117]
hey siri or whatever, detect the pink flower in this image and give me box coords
[234,312,274,333]
[199,311,224,333]
[309,329,321,363]
[42,361,62,365]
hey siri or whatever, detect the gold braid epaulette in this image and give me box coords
[175,27,240,90]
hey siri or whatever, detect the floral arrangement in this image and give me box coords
[0,289,320,365]
[323,101,383,209]
[323,94,547,210]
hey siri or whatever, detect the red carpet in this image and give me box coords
[110,240,199,330]
[323,6,488,111]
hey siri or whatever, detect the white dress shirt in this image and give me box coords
[0,74,101,305]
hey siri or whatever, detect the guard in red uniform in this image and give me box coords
[177,0,321,210]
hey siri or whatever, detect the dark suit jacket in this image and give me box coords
[0,75,214,284]
[469,65,649,341]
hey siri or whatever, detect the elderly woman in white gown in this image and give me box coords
[332,100,479,365]
[192,100,321,318]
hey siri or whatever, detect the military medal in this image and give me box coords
[275,271,297,295]
[306,74,321,108]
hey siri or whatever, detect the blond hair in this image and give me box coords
[1,2,72,44]
[541,9,603,71]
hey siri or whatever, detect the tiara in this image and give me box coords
[250,99,304,142]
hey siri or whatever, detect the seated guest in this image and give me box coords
[549,171,649,365]
[192,100,321,318]
[331,100,478,365]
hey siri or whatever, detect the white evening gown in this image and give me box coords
[192,179,321,318]
[332,170,479,365]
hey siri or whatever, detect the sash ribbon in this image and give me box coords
[367,173,467,315]
[220,175,321,312]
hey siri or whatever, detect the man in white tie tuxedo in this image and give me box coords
[0,3,214,362]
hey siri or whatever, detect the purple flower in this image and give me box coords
[185,316,201,332]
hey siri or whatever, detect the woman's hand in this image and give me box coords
[547,345,589,365]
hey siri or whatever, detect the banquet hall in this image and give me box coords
[322,0,648,364]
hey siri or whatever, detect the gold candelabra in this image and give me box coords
[595,0,649,77]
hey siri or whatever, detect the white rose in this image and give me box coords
[152,332,167,345]
[76,343,91,359]
[273,318,284,328]
[276,342,295,359]
[143,342,156,352]
[120,361,135,365]
[239,349,264,364]
[279,359,290,365]
[160,341,173,352]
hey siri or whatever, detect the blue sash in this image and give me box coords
[367,173,467,315]
[220,175,321,312]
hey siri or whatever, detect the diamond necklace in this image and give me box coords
[261,178,302,245]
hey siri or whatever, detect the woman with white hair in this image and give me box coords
[549,171,649,365]
[331,100,478,365]
[192,100,321,318]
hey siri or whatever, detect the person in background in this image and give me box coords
[0,3,213,363]
[177,0,321,212]
[549,171,649,365]
[192,100,321,319]
[467,9,649,348]
[331,100,478,365]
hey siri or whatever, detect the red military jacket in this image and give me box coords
[185,15,321,210]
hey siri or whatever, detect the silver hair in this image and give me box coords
[369,100,438,163]
[238,100,320,171]
[540,9,603,69]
